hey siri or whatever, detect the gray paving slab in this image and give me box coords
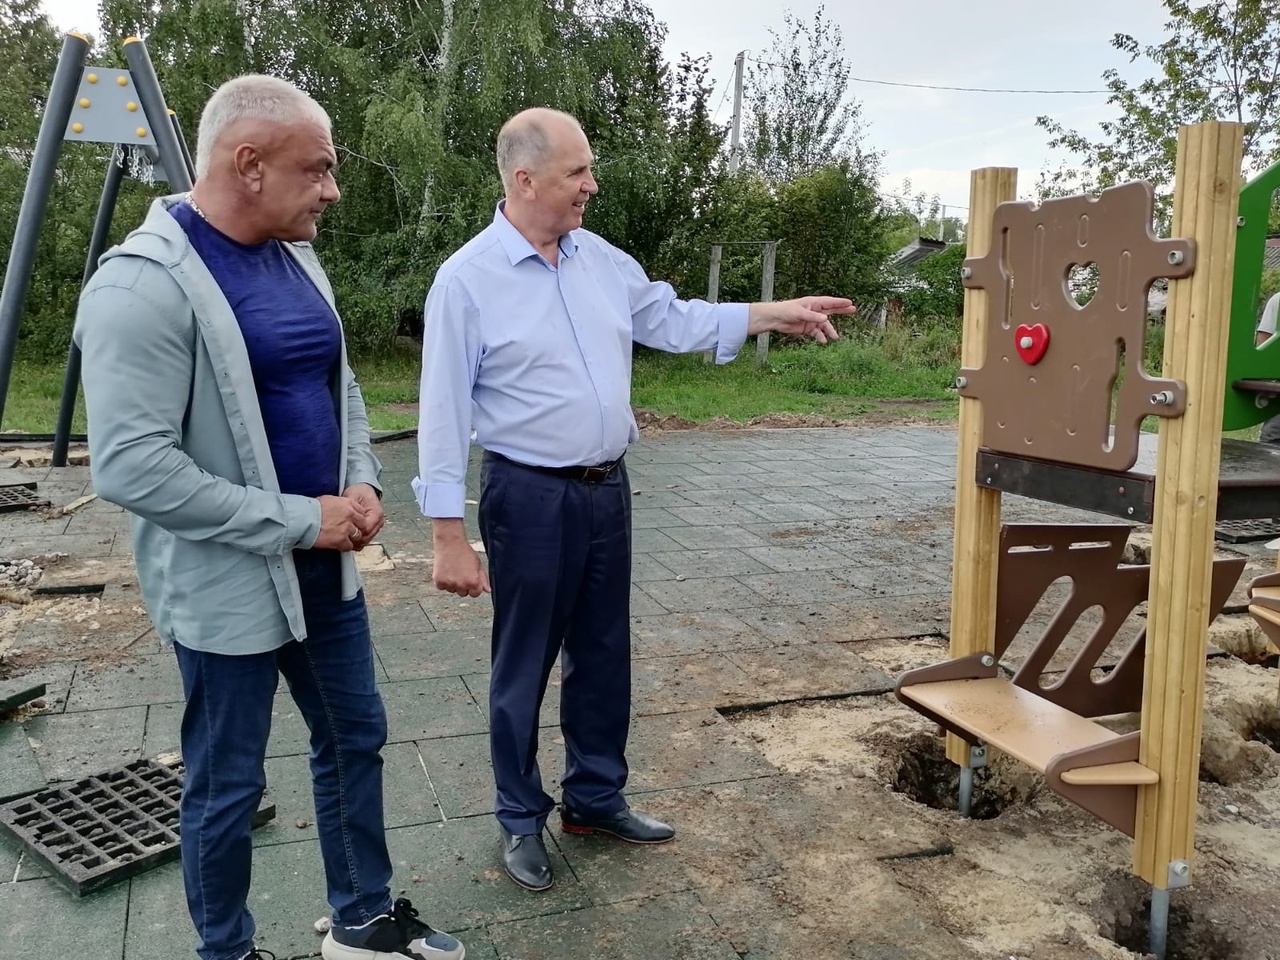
[1,877,129,953]
[0,721,46,801]
[385,818,591,933]
[631,653,761,715]
[725,643,895,701]
[0,661,75,714]
[630,505,689,528]
[24,704,146,783]
[375,629,491,681]
[655,524,766,550]
[630,610,772,658]
[461,670,561,730]
[486,889,740,960]
[0,832,20,879]
[735,569,869,605]
[63,653,184,713]
[644,547,771,580]
[256,741,442,847]
[142,690,323,760]
[382,676,488,742]
[124,844,331,960]
[630,553,677,582]
[637,575,766,614]
[420,594,495,631]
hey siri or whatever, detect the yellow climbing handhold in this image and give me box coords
[79,98,90,108]
[71,123,84,134]
[127,102,138,112]
[137,127,147,137]
[118,75,128,86]
[87,73,98,83]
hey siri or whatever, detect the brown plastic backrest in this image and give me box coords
[958,182,1195,471]
[995,524,1244,717]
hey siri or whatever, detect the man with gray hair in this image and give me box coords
[74,75,465,960]
[415,107,853,891]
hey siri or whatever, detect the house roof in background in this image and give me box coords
[889,237,947,272]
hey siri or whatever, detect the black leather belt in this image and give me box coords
[487,451,622,483]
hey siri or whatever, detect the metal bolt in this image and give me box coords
[960,266,973,279]
[980,654,995,667]
[1171,860,1189,877]
[1238,216,1247,227]
[1127,507,1135,515]
[1150,390,1175,405]
[955,376,968,389]
[1167,250,1185,266]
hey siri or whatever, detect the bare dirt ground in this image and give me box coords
[714,638,1280,960]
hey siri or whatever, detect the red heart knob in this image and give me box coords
[1015,323,1050,365]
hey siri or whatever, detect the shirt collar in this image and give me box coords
[493,201,579,267]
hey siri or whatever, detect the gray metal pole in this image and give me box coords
[53,147,126,466]
[169,110,196,181]
[1149,886,1171,959]
[0,31,91,427]
[122,38,193,193]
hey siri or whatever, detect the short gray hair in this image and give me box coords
[496,109,581,191]
[195,75,331,179]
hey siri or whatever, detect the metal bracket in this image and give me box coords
[1166,859,1191,890]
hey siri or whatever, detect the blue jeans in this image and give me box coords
[174,551,393,960]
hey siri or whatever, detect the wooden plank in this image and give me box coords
[1135,120,1243,887]
[901,677,1118,772]
[1061,763,1159,787]
[947,166,1017,768]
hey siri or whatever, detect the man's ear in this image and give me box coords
[234,142,265,193]
[513,167,535,198]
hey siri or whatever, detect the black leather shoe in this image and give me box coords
[560,805,675,844]
[499,825,553,891]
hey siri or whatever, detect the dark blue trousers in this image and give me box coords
[479,451,633,835]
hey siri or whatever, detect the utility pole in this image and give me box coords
[938,204,947,242]
[704,51,745,362]
[728,50,745,173]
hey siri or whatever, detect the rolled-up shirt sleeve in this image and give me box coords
[413,275,481,518]
[607,245,749,363]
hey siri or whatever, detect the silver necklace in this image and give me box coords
[186,192,208,221]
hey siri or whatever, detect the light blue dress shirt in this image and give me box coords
[413,203,750,518]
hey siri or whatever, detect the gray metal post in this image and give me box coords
[755,240,777,367]
[169,110,196,181]
[52,147,127,466]
[1149,886,1170,959]
[122,38,193,192]
[0,31,91,427]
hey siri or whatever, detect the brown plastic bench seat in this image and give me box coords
[898,677,1158,786]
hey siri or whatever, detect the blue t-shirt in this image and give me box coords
[170,201,342,498]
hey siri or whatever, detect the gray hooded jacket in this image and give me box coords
[72,195,382,655]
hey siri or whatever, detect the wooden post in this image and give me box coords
[945,167,1017,768]
[756,240,777,367]
[1134,121,1243,887]
[703,243,723,363]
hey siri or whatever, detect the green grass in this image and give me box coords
[1,360,86,435]
[631,331,958,421]
[0,330,962,435]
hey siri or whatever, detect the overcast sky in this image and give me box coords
[39,0,1170,211]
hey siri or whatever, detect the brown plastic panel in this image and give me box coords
[1046,731,1146,837]
[995,524,1244,717]
[958,181,1195,471]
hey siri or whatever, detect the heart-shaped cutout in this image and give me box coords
[1015,323,1050,365]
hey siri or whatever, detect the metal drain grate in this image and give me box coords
[0,758,275,897]
[0,483,49,512]
[1214,518,1280,543]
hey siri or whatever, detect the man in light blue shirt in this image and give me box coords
[414,107,854,892]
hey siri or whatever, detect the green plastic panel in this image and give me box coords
[1222,159,1280,431]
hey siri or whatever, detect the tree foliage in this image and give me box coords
[1,0,897,373]
[741,4,873,184]
[1037,0,1280,203]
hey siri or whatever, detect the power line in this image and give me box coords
[749,58,1108,95]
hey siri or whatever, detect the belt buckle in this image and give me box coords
[582,464,609,482]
